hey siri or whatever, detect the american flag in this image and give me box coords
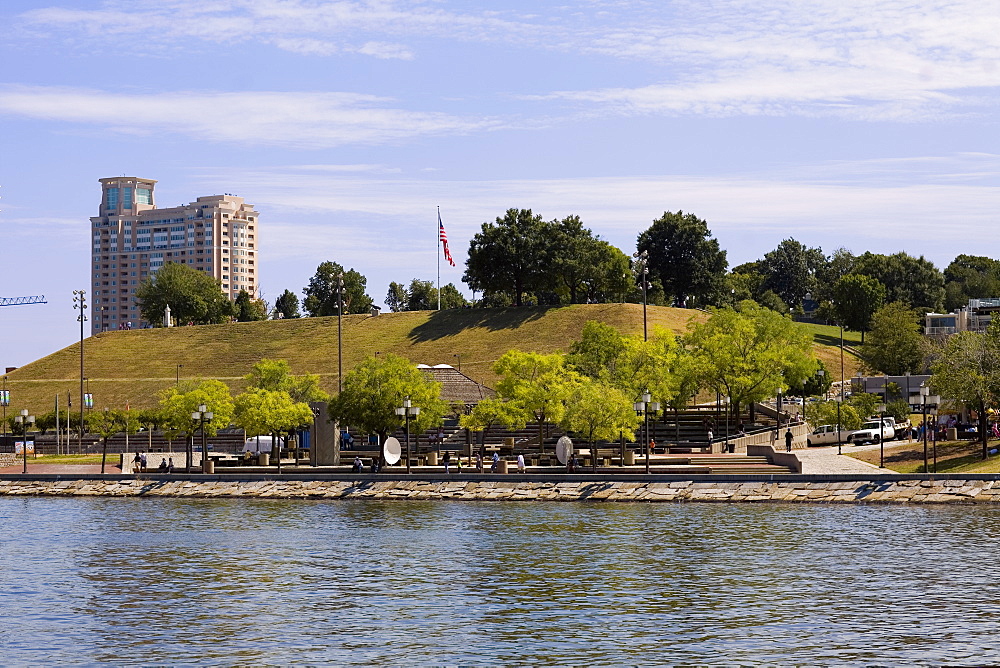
[439,211,455,267]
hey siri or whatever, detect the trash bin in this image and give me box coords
[258,452,269,466]
[497,459,509,474]
[727,442,735,453]
[624,451,636,466]
[203,460,215,474]
[428,451,439,466]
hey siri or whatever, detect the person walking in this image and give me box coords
[517,453,525,473]
[443,451,451,474]
[490,452,500,472]
[785,428,793,452]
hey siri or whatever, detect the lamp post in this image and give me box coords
[916,383,941,473]
[395,396,421,474]
[634,391,659,474]
[877,401,886,468]
[1,376,8,450]
[72,289,87,453]
[176,364,183,385]
[191,404,214,473]
[633,250,649,341]
[337,272,344,393]
[15,409,35,474]
[453,354,461,372]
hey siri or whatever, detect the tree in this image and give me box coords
[385,282,407,312]
[548,216,631,304]
[685,301,816,415]
[493,350,583,452]
[861,302,927,375]
[303,261,373,316]
[759,238,826,308]
[136,261,235,325]
[464,208,550,306]
[407,279,438,311]
[327,353,447,448]
[234,289,267,322]
[88,409,125,474]
[852,252,945,312]
[273,289,301,319]
[245,358,327,403]
[943,255,1000,311]
[459,397,528,447]
[233,388,314,469]
[813,247,856,303]
[159,380,235,471]
[833,273,886,342]
[636,210,728,307]
[561,379,639,451]
[439,283,469,309]
[930,320,1000,459]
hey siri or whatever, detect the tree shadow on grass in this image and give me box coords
[408,306,562,343]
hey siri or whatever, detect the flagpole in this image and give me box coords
[437,206,441,311]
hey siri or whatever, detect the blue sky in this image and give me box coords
[2,0,1000,369]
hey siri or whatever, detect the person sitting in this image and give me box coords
[158,458,168,472]
[353,456,363,473]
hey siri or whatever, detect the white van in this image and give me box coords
[244,435,277,453]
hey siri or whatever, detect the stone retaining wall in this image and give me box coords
[2,476,1000,503]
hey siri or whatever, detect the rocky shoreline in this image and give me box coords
[3,474,1000,503]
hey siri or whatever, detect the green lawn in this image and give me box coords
[6,303,860,415]
[849,439,1000,474]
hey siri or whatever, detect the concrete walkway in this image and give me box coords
[795,443,891,474]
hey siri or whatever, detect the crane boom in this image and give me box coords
[0,295,47,307]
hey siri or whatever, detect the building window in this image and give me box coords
[106,187,119,209]
[136,188,152,205]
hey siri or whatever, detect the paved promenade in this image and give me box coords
[795,445,887,474]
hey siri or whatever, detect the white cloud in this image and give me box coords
[215,156,1000,269]
[0,85,502,148]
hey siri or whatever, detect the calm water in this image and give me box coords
[0,498,997,666]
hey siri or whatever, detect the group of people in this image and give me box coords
[131,452,174,473]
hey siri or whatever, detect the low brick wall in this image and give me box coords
[2,475,1000,503]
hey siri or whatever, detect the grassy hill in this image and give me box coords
[4,304,860,415]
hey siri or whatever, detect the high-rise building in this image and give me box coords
[90,177,259,333]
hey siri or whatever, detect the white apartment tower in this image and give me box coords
[90,177,259,333]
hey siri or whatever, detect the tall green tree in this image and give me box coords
[438,283,469,309]
[385,282,407,312]
[273,289,301,319]
[233,388,314,469]
[464,208,550,306]
[943,255,1000,311]
[234,289,267,322]
[930,321,1000,460]
[159,380,235,470]
[493,350,583,452]
[861,302,927,375]
[549,216,631,304]
[88,408,125,474]
[303,261,373,316]
[833,273,886,342]
[759,238,826,308]
[327,353,447,447]
[852,252,945,312]
[561,379,639,450]
[460,396,528,447]
[244,358,327,403]
[636,210,728,307]
[685,301,815,415]
[136,261,235,325]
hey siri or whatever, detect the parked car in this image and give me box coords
[847,418,896,445]
[807,424,852,446]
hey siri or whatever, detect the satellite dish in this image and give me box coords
[383,437,402,465]
[556,436,573,465]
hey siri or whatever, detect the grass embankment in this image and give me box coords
[5,304,862,415]
[849,440,1000,474]
[23,454,107,466]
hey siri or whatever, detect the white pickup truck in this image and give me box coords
[846,418,898,445]
[807,424,850,446]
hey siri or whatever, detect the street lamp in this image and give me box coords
[453,354,461,372]
[72,289,87,453]
[634,391,660,474]
[395,396,421,474]
[918,383,940,473]
[14,409,35,474]
[1,376,8,451]
[176,364,183,385]
[632,250,649,341]
[191,404,214,473]
[337,272,344,393]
